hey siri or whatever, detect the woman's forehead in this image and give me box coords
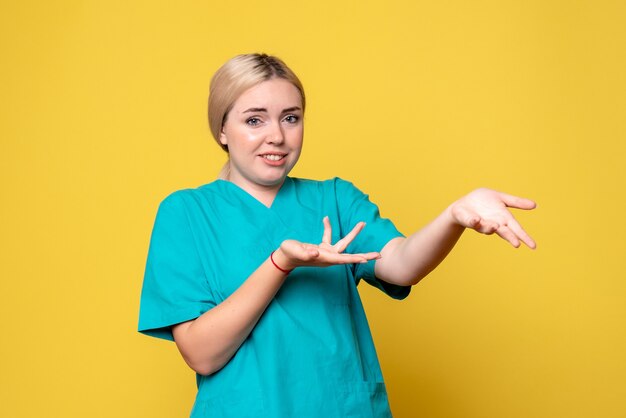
[232,79,303,112]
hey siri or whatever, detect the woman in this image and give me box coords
[138,53,536,417]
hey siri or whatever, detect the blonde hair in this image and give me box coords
[208,53,306,179]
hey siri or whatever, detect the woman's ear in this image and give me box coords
[219,129,227,146]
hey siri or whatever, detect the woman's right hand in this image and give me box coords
[272,216,381,270]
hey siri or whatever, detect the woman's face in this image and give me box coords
[220,78,304,192]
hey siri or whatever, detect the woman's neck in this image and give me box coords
[227,176,285,208]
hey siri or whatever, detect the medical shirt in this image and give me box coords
[138,177,411,417]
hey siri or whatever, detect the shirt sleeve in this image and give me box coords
[138,191,216,341]
[333,178,411,300]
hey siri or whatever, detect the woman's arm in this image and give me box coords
[375,188,537,286]
[172,219,378,376]
[172,254,288,376]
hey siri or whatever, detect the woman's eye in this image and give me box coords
[284,115,299,123]
[246,117,262,126]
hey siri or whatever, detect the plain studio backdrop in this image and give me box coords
[1,1,625,417]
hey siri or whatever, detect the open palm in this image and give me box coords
[278,216,381,269]
[450,188,537,248]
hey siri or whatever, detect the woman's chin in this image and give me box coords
[257,173,289,187]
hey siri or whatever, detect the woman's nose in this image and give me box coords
[266,122,285,144]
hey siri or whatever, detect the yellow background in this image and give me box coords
[1,1,625,417]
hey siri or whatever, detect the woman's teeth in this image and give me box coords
[262,154,284,161]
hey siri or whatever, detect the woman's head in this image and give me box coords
[209,54,306,190]
[208,53,306,152]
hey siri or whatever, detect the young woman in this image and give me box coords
[138,53,536,417]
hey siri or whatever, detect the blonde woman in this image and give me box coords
[138,53,536,417]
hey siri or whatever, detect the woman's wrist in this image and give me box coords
[444,202,467,230]
[271,248,295,273]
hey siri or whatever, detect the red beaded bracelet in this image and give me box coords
[270,251,293,274]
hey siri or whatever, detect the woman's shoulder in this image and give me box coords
[156,180,226,210]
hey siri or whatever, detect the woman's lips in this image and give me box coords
[259,153,287,166]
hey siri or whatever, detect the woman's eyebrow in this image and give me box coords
[242,106,302,114]
[243,107,267,113]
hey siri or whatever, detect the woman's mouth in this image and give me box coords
[259,153,288,166]
[261,154,285,161]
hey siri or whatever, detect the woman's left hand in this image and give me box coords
[449,188,537,249]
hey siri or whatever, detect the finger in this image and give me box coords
[359,251,382,260]
[505,218,537,249]
[321,216,332,244]
[451,205,481,228]
[498,192,537,210]
[338,251,380,261]
[284,241,318,262]
[320,252,372,265]
[495,225,521,248]
[299,249,381,267]
[301,244,321,258]
[334,222,365,253]
[475,219,500,235]
[455,206,500,232]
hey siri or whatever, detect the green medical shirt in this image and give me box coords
[138,177,410,417]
